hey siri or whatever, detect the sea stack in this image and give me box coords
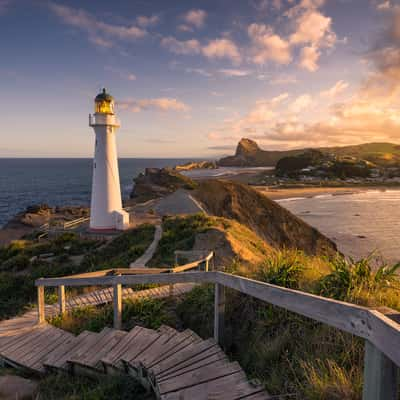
[89,88,129,231]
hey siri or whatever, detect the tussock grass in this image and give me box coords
[177,249,400,399]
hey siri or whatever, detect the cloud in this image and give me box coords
[185,68,212,77]
[287,1,337,71]
[182,9,207,29]
[202,38,242,64]
[219,69,251,77]
[289,10,336,47]
[269,74,298,85]
[161,37,201,55]
[320,80,349,98]
[377,1,391,10]
[118,98,189,112]
[299,45,320,71]
[248,23,292,65]
[104,66,136,81]
[289,94,313,113]
[48,3,146,48]
[136,15,159,28]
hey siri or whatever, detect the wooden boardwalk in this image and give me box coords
[0,284,270,399]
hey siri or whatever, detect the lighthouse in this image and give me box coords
[89,88,129,231]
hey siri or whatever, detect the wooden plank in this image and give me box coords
[157,360,243,395]
[362,340,398,400]
[214,272,371,339]
[37,286,45,324]
[214,283,225,348]
[154,340,221,379]
[113,282,122,330]
[58,285,66,315]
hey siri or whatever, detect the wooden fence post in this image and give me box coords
[362,340,398,400]
[113,281,122,330]
[58,285,66,315]
[37,285,45,324]
[214,283,225,348]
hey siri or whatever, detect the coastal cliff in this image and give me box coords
[193,179,338,257]
[218,138,303,167]
[218,138,400,168]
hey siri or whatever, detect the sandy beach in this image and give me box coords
[254,186,388,200]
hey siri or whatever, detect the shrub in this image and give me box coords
[254,250,305,289]
[318,254,400,303]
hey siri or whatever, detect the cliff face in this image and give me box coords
[193,179,338,257]
[218,138,400,168]
[218,138,303,167]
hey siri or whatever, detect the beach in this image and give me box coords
[255,186,378,200]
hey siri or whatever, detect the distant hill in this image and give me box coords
[218,138,400,167]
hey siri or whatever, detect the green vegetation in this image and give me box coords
[175,250,400,399]
[149,214,215,266]
[50,297,176,335]
[38,373,152,400]
[80,224,155,270]
[0,225,155,320]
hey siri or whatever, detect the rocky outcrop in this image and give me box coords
[130,168,196,202]
[218,138,303,167]
[219,138,400,168]
[193,179,338,257]
[174,161,217,171]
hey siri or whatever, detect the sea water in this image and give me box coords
[0,158,193,227]
[278,190,400,263]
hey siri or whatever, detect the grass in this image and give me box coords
[175,250,400,399]
[0,225,156,320]
[49,296,177,335]
[37,373,153,400]
[148,214,215,267]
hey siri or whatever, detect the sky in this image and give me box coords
[1,0,400,158]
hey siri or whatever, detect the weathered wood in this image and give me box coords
[35,271,215,287]
[362,340,398,400]
[214,272,372,339]
[214,283,225,348]
[37,286,45,324]
[113,282,122,330]
[58,285,66,315]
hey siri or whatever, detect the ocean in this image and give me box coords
[1,159,399,263]
[0,158,194,227]
[278,190,400,263]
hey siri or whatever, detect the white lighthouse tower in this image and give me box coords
[89,88,129,231]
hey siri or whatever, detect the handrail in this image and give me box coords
[35,266,400,399]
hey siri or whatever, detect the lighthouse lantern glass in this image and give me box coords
[95,99,114,114]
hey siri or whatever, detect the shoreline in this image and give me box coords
[254,185,398,200]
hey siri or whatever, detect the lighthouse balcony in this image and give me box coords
[89,113,120,127]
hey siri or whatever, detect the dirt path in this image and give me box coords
[129,224,163,268]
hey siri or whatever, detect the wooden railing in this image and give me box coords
[35,269,400,400]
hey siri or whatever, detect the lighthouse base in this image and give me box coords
[89,210,130,232]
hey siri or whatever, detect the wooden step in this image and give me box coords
[44,330,98,371]
[152,339,219,379]
[68,330,128,375]
[156,361,244,397]
[141,330,202,370]
[100,326,145,373]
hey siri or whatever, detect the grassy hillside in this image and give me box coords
[148,213,272,267]
[0,225,155,320]
[193,179,338,257]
